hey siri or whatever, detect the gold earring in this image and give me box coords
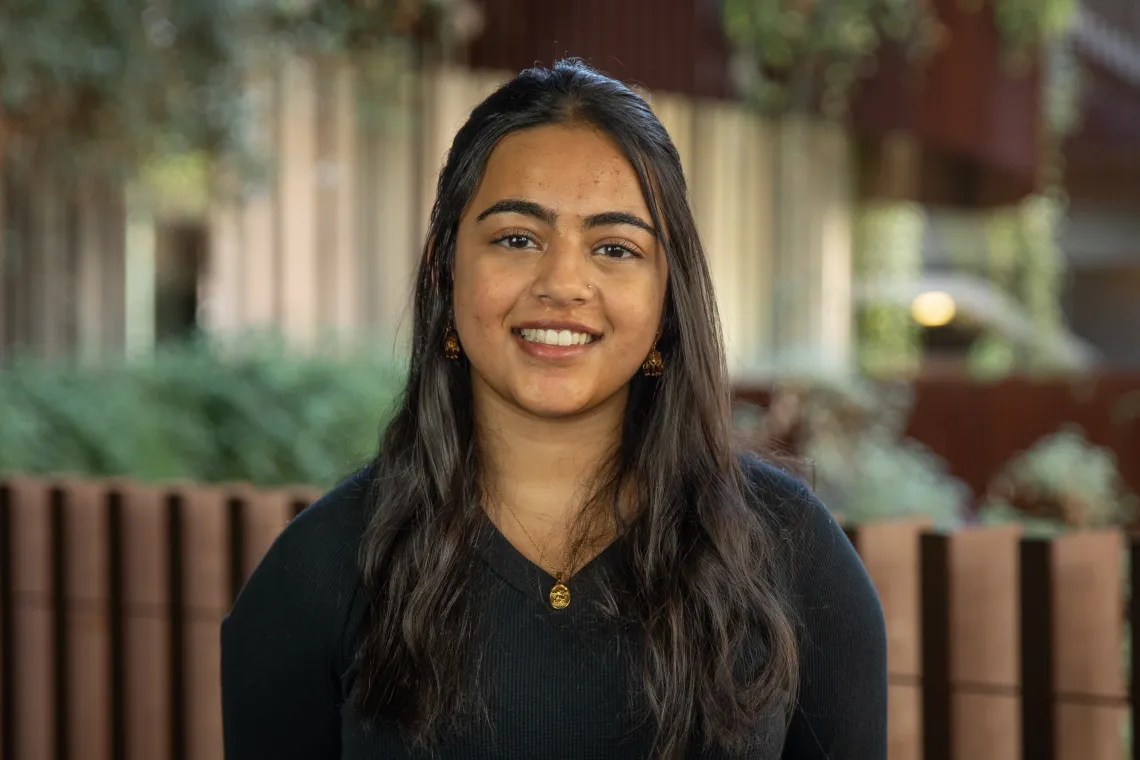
[443,323,461,360]
[641,340,663,377]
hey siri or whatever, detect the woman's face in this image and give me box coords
[452,124,669,421]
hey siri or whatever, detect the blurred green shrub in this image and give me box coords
[736,375,970,527]
[0,0,451,176]
[977,424,1139,529]
[0,336,405,488]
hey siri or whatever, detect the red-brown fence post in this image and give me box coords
[1050,530,1126,760]
[60,479,113,760]
[179,485,229,760]
[853,519,931,760]
[119,482,172,760]
[7,478,55,760]
[947,525,1023,760]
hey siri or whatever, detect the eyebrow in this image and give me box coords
[475,198,657,237]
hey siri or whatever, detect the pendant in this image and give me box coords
[549,572,571,609]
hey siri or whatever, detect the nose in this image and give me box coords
[530,236,594,306]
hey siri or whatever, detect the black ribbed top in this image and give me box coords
[221,458,887,759]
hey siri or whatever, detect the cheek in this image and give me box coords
[608,279,666,340]
[453,257,517,334]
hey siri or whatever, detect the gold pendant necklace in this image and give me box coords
[549,572,571,610]
[489,481,583,610]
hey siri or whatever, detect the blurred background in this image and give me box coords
[2,1,1140,759]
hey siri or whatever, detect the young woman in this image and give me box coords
[221,59,887,759]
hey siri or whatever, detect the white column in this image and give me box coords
[278,56,319,350]
[326,59,361,345]
[769,118,854,374]
[241,65,281,335]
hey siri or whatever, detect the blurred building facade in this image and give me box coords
[2,0,1139,373]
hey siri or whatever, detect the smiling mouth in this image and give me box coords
[513,327,598,347]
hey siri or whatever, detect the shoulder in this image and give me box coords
[737,451,823,538]
[737,452,883,623]
[224,466,374,677]
[738,455,889,754]
[257,465,373,597]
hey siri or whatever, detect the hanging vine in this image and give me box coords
[855,201,927,376]
[720,0,943,117]
[973,15,1084,376]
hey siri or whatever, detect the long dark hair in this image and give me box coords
[352,59,798,758]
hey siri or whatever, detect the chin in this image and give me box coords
[512,386,601,419]
[517,397,596,419]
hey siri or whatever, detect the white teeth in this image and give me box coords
[519,328,595,346]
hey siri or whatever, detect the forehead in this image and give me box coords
[471,124,650,216]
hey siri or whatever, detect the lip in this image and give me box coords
[511,320,603,360]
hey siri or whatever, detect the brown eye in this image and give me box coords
[494,233,538,250]
[595,243,639,260]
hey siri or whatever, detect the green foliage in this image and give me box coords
[721,0,941,115]
[738,375,969,526]
[855,201,926,377]
[0,336,406,488]
[720,1,1081,118]
[0,0,441,175]
[978,425,1139,528]
[992,0,1078,71]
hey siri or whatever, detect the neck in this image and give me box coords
[475,388,625,527]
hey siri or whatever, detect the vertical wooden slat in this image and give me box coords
[1019,537,1055,760]
[1051,530,1126,760]
[61,480,112,760]
[279,55,320,349]
[10,478,55,760]
[180,488,228,760]
[860,520,930,760]
[0,483,14,760]
[949,526,1022,760]
[242,491,293,583]
[121,483,171,760]
[921,531,952,760]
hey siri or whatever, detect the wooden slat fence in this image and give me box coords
[0,477,1134,759]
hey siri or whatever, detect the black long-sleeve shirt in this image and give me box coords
[221,457,887,759]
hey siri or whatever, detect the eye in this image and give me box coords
[492,232,539,250]
[594,242,641,260]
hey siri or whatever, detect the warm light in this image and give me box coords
[911,291,957,327]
